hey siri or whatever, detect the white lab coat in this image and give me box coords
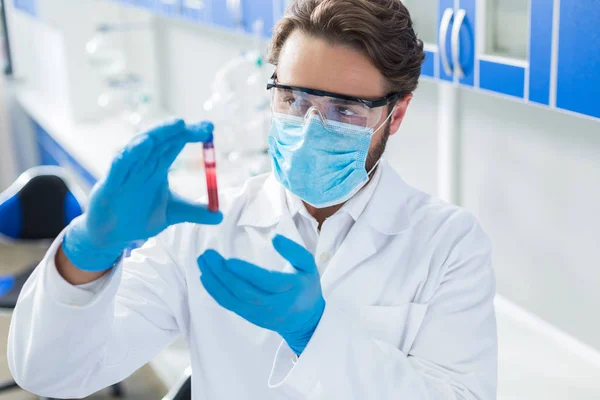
[7,161,497,399]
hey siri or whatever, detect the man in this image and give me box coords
[8,0,497,398]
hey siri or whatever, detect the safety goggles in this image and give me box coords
[267,74,400,129]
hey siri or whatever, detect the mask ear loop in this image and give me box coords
[366,104,397,176]
[372,104,397,136]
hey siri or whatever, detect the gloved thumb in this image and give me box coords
[272,234,317,274]
[167,196,223,226]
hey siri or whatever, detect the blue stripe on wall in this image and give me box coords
[422,50,435,78]
[479,60,525,99]
[34,122,98,187]
[529,0,553,105]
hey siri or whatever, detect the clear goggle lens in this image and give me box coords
[270,87,388,129]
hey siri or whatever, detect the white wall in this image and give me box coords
[0,76,17,190]
[155,18,258,121]
[459,90,600,350]
[385,79,439,197]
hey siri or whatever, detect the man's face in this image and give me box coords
[276,30,410,171]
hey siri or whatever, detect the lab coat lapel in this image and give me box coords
[320,161,412,294]
[273,212,305,250]
[236,173,305,274]
[271,204,306,274]
[320,221,378,294]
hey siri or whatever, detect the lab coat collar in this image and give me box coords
[361,160,412,235]
[237,160,412,235]
[283,162,383,224]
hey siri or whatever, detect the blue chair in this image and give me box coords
[0,166,123,399]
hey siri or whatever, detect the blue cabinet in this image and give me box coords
[135,0,156,10]
[181,0,208,22]
[242,0,276,37]
[421,49,436,79]
[456,0,475,87]
[477,1,554,102]
[13,0,37,17]
[209,0,244,30]
[155,0,181,17]
[529,0,554,106]
[209,0,279,36]
[435,0,475,86]
[99,0,599,120]
[556,0,600,119]
[431,0,554,102]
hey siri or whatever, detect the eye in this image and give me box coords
[336,106,359,117]
[283,95,296,105]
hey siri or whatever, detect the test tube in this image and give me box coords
[203,140,219,212]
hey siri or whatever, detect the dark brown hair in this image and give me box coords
[267,0,426,97]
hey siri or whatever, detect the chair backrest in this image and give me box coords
[171,376,191,400]
[0,168,84,240]
[162,368,192,400]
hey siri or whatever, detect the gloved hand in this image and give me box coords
[197,235,326,355]
[63,119,223,272]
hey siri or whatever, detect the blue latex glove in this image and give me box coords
[63,120,223,272]
[197,235,326,355]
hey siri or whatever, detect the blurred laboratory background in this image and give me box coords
[0,0,599,399]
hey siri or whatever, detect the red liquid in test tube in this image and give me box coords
[203,140,219,212]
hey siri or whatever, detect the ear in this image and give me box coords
[388,94,413,136]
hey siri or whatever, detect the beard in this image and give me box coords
[365,121,391,173]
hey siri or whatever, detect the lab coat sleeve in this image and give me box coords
[7,228,188,399]
[268,217,497,399]
[45,255,112,305]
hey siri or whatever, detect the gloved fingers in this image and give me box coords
[143,138,191,183]
[167,194,223,226]
[149,120,212,147]
[186,121,215,143]
[225,258,296,293]
[105,133,156,188]
[136,141,181,184]
[198,250,272,305]
[272,235,318,274]
[140,122,215,184]
[147,119,187,145]
[199,257,252,317]
[118,119,186,184]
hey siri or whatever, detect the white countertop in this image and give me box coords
[16,90,600,397]
[16,89,261,199]
[496,297,600,399]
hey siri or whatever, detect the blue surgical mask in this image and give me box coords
[268,112,383,208]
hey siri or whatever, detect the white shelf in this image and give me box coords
[403,0,438,46]
[482,0,530,62]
